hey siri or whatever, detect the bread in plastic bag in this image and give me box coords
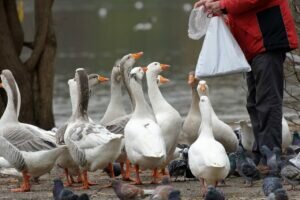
[188,6,211,40]
[195,16,251,78]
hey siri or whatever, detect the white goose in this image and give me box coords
[188,94,230,195]
[145,62,182,171]
[239,120,255,152]
[124,67,166,184]
[178,71,201,145]
[102,52,147,180]
[239,117,292,151]
[56,74,109,186]
[64,68,123,189]
[0,69,67,192]
[198,80,238,153]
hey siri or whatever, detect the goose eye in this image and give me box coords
[155,63,158,66]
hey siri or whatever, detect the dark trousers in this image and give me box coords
[246,51,285,153]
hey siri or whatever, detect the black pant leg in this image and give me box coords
[246,71,260,152]
[250,51,285,151]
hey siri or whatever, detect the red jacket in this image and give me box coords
[220,0,299,61]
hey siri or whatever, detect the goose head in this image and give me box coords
[197,80,209,97]
[118,52,143,71]
[0,70,21,115]
[129,67,145,84]
[88,73,109,88]
[157,75,170,86]
[187,71,199,88]
[146,62,170,75]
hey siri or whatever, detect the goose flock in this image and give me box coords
[0,52,299,200]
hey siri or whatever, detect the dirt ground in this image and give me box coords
[1,167,300,200]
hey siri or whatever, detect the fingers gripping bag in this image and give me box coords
[193,16,251,77]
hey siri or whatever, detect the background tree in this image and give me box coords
[0,0,56,129]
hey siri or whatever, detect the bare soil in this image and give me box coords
[1,167,300,200]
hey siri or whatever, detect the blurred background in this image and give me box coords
[20,0,298,127]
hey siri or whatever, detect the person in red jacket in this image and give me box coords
[195,0,298,164]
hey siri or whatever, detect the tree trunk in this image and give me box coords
[0,0,56,129]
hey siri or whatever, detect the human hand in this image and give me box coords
[194,0,223,15]
[194,0,206,8]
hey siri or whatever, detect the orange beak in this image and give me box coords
[159,75,170,84]
[199,84,206,92]
[188,74,195,85]
[142,67,148,72]
[98,75,109,82]
[131,52,144,60]
[160,64,170,71]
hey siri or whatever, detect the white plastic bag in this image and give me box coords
[188,6,211,40]
[195,16,251,78]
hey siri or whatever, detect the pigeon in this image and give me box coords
[289,152,300,169]
[168,147,194,181]
[267,188,289,200]
[112,180,153,200]
[204,185,225,200]
[150,176,176,200]
[227,152,239,177]
[168,190,181,200]
[260,145,280,174]
[280,161,300,190]
[292,131,300,146]
[168,159,186,181]
[263,176,283,197]
[235,146,260,186]
[53,179,90,200]
[103,162,122,178]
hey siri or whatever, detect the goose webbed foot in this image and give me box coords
[11,172,30,192]
[150,168,160,184]
[64,169,73,187]
[76,170,97,190]
[133,165,143,185]
[200,178,207,197]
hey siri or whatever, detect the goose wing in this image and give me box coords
[55,123,68,144]
[104,114,131,135]
[0,136,26,171]
[68,122,123,149]
[1,125,56,152]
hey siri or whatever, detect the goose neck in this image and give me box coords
[122,67,135,111]
[1,84,20,123]
[189,87,200,113]
[146,72,168,111]
[197,102,214,139]
[130,79,150,117]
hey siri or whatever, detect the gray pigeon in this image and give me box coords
[262,177,283,196]
[260,145,280,175]
[168,190,181,200]
[204,185,225,200]
[280,162,300,190]
[236,146,260,186]
[111,180,145,200]
[267,188,289,200]
[150,176,176,200]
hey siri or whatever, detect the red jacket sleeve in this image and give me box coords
[220,0,270,15]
